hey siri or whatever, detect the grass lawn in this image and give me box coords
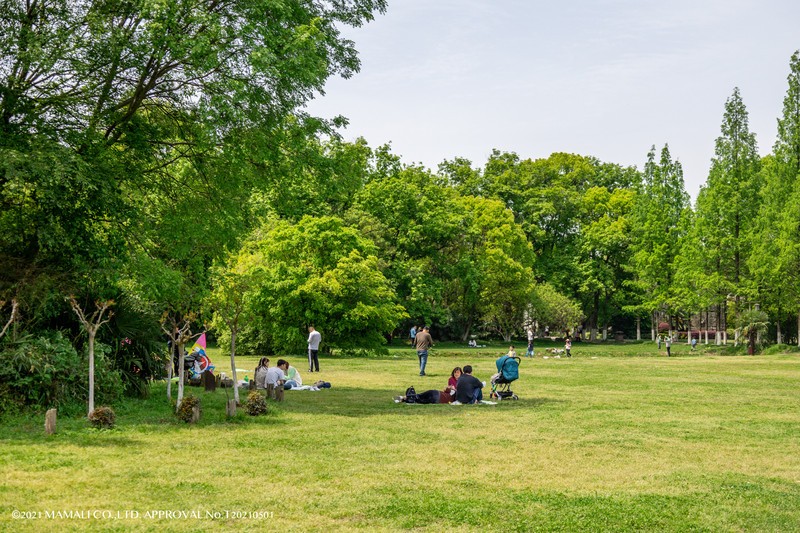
[1,340,799,532]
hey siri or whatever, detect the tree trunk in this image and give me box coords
[166,360,173,401]
[45,409,57,435]
[636,316,641,341]
[230,327,239,404]
[460,318,473,342]
[777,318,782,345]
[88,331,95,416]
[722,302,728,345]
[651,312,656,341]
[176,342,185,412]
[797,311,800,347]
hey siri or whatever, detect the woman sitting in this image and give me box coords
[253,357,270,390]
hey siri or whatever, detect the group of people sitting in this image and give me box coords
[253,357,331,391]
[394,365,486,405]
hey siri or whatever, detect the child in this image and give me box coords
[565,337,572,358]
[507,345,517,358]
[526,339,534,358]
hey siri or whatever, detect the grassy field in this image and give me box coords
[1,340,799,532]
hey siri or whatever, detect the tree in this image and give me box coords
[443,196,535,341]
[529,283,584,336]
[160,312,201,409]
[0,0,387,345]
[347,163,462,329]
[736,308,769,355]
[0,298,18,341]
[751,51,800,345]
[576,186,636,340]
[629,145,690,339]
[250,216,406,353]
[208,246,265,404]
[68,297,113,415]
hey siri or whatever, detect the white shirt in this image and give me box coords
[308,330,321,350]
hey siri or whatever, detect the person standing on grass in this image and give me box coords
[665,335,672,357]
[307,326,321,372]
[565,337,572,357]
[526,328,534,358]
[414,325,433,376]
[455,365,484,404]
[691,336,697,351]
[409,324,417,346]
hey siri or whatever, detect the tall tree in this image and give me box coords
[629,145,690,339]
[683,88,761,344]
[0,0,387,330]
[751,51,800,345]
[576,186,636,340]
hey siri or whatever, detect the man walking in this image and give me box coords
[307,326,321,372]
[414,325,433,376]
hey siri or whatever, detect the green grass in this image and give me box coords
[2,341,799,532]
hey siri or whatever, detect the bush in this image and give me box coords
[88,406,116,429]
[0,331,124,411]
[176,395,200,423]
[244,391,268,416]
[761,343,800,355]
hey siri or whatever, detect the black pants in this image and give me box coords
[410,390,441,404]
[308,349,319,372]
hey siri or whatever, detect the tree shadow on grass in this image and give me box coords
[281,386,567,418]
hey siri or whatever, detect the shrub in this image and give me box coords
[88,406,116,429]
[761,343,800,355]
[176,395,200,423]
[0,331,124,410]
[244,391,268,416]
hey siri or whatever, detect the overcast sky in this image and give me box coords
[305,0,800,200]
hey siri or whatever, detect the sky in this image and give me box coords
[304,0,800,200]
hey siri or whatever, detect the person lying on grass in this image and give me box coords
[394,372,460,404]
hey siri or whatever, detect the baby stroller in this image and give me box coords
[490,354,520,401]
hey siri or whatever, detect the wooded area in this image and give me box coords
[1,1,799,412]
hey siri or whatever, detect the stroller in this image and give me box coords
[490,354,520,401]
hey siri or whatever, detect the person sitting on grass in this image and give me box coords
[455,365,485,404]
[284,365,302,390]
[266,359,289,388]
[446,367,462,398]
[254,357,270,390]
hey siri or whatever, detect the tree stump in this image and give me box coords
[226,399,237,417]
[191,404,201,424]
[248,379,256,391]
[203,371,216,392]
[274,384,284,402]
[266,383,275,399]
[45,408,57,435]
